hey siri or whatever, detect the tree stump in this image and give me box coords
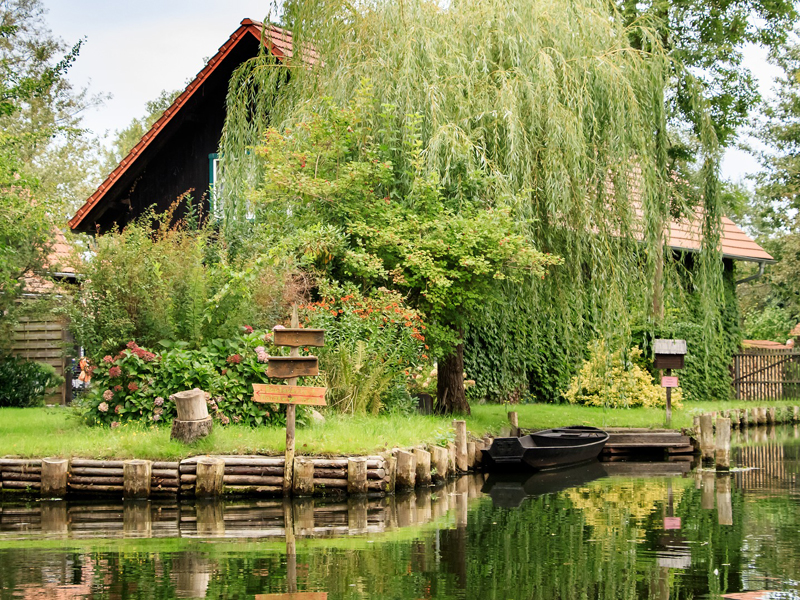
[41,457,68,497]
[170,389,213,444]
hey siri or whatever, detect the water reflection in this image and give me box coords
[1,430,800,598]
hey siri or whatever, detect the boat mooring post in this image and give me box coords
[699,414,714,464]
[714,417,731,470]
[508,412,519,437]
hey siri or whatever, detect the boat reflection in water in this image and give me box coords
[481,461,609,508]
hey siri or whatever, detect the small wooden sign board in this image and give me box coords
[663,516,681,530]
[661,376,679,388]
[253,384,327,406]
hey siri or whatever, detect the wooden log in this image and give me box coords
[758,407,768,425]
[312,478,348,488]
[71,467,123,476]
[1,471,40,481]
[2,465,41,473]
[794,406,799,423]
[180,474,198,483]
[367,469,386,480]
[715,417,731,471]
[367,480,388,492]
[447,443,456,474]
[395,450,416,490]
[152,462,180,470]
[750,407,759,426]
[70,476,124,485]
[473,440,484,468]
[171,416,213,444]
[223,475,283,486]
[693,416,700,436]
[70,459,125,468]
[306,458,383,469]
[123,460,152,499]
[151,469,178,478]
[172,388,209,421]
[223,485,282,494]
[453,420,468,473]
[293,458,314,496]
[1,480,41,489]
[181,455,285,466]
[347,457,368,495]
[429,445,449,483]
[195,457,225,498]
[699,414,714,463]
[179,464,197,473]
[0,458,41,466]
[223,466,284,476]
[67,483,120,493]
[508,411,519,437]
[414,448,432,486]
[312,468,347,479]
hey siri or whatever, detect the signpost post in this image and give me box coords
[253,305,326,495]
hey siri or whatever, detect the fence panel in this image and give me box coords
[732,348,800,401]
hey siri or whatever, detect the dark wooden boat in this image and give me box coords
[481,425,609,471]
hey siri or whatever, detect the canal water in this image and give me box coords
[0,427,799,599]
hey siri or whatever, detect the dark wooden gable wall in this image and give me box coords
[89,34,262,232]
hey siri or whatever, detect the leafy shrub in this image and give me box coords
[79,331,311,427]
[563,340,682,409]
[742,305,794,343]
[301,284,427,413]
[69,210,296,357]
[0,356,64,407]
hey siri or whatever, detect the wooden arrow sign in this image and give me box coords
[253,384,327,406]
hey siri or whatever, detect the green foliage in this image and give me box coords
[742,305,793,343]
[0,355,62,407]
[301,283,427,413]
[69,211,293,357]
[78,333,308,428]
[563,340,682,408]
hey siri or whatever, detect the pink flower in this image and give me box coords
[226,354,242,365]
[98,402,109,413]
[103,389,113,401]
[220,414,230,425]
[152,414,161,422]
[255,346,265,354]
[103,355,113,363]
[127,382,138,391]
[115,404,123,414]
[243,325,253,333]
[111,421,120,429]
[126,341,138,350]
[109,366,122,378]
[114,385,122,392]
[154,396,164,406]
[257,351,269,364]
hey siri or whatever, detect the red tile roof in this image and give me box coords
[741,340,790,350]
[68,19,299,232]
[667,213,773,263]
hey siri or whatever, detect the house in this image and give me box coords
[69,19,296,233]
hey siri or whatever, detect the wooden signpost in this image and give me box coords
[654,339,687,427]
[253,305,326,495]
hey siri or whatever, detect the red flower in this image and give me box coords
[109,366,122,378]
[127,382,139,391]
[243,325,253,334]
[126,341,138,350]
[113,385,122,392]
[226,354,242,365]
[103,355,113,363]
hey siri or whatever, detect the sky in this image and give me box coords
[42,0,781,185]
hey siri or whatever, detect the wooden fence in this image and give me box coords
[731,348,800,401]
[9,316,71,404]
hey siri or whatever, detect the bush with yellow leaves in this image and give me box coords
[563,340,682,409]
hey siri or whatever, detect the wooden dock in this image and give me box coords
[601,428,695,459]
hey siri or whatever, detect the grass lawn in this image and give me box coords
[0,399,797,460]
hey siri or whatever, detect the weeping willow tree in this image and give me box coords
[219,0,728,410]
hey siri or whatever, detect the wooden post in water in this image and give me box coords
[429,445,449,483]
[767,407,776,425]
[195,457,225,498]
[347,457,368,495]
[715,417,731,470]
[123,459,152,499]
[453,420,469,473]
[701,469,716,510]
[758,407,768,425]
[699,414,715,463]
[40,457,68,498]
[395,450,416,489]
[466,442,476,470]
[473,440,484,469]
[293,458,314,496]
[793,406,799,423]
[508,411,519,437]
[383,454,397,493]
[414,448,432,486]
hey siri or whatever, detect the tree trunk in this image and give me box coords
[436,341,470,415]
